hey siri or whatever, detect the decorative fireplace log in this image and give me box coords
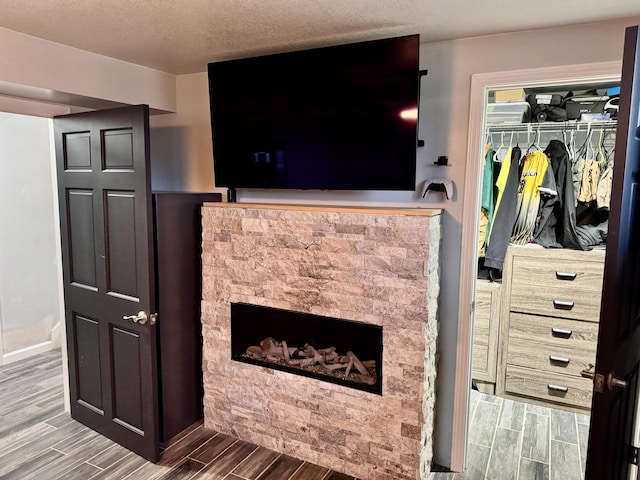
[243,337,377,387]
[300,344,325,368]
[325,362,350,371]
[347,351,374,384]
[282,340,290,361]
[345,356,355,377]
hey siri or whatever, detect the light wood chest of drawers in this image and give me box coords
[471,280,501,393]
[495,245,606,411]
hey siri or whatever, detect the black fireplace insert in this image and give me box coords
[230,302,383,394]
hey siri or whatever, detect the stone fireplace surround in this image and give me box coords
[201,203,441,480]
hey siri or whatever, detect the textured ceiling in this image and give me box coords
[2,0,640,75]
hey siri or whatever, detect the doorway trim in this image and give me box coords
[453,60,622,470]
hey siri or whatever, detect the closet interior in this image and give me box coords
[472,81,618,413]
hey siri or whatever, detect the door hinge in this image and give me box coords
[627,444,639,466]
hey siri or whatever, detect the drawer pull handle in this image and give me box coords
[551,327,573,337]
[549,355,571,365]
[548,384,569,393]
[556,271,577,281]
[553,299,575,310]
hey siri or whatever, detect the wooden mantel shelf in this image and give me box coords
[203,202,442,217]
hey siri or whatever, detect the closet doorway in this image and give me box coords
[462,64,620,480]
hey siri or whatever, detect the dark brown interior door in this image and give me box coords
[54,105,160,461]
[586,25,640,479]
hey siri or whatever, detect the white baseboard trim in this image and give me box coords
[1,341,54,366]
[51,322,62,349]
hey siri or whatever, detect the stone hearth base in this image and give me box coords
[201,204,441,480]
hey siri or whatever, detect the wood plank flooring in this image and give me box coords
[3,349,588,480]
[429,389,589,480]
[0,350,356,480]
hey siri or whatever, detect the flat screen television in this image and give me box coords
[207,34,420,192]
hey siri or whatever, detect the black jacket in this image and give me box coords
[534,140,586,250]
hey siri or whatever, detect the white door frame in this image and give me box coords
[452,60,622,470]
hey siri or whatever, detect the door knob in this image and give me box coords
[123,311,148,324]
[607,372,628,390]
[581,365,627,393]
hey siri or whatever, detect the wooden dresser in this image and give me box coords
[495,245,606,411]
[472,280,501,394]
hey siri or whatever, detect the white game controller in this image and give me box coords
[422,178,453,199]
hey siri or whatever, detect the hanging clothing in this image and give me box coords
[478,210,489,257]
[485,146,521,270]
[533,140,586,250]
[597,164,614,210]
[511,150,557,246]
[577,159,601,203]
[488,147,512,240]
[478,149,497,256]
[571,155,586,207]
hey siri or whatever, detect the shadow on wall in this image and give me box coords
[149,125,188,192]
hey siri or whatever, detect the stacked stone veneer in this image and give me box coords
[201,204,441,480]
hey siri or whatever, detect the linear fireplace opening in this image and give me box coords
[230,303,383,394]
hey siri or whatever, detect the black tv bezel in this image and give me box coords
[207,34,420,193]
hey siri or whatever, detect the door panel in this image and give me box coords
[54,105,160,461]
[103,128,135,170]
[111,326,144,432]
[105,191,138,298]
[74,314,102,410]
[67,190,97,287]
[64,131,92,170]
[586,26,640,479]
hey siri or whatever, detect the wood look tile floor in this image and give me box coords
[0,350,356,480]
[429,389,590,480]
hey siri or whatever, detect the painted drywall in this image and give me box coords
[0,27,176,113]
[149,74,217,193]
[0,112,63,358]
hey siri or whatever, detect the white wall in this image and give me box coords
[0,112,63,362]
[0,27,177,113]
[149,74,216,193]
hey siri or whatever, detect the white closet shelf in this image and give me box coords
[486,120,617,132]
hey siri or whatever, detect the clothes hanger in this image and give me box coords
[526,124,540,154]
[496,132,506,160]
[596,129,605,164]
[575,124,592,159]
[600,129,616,166]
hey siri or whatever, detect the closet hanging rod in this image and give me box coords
[486,120,617,133]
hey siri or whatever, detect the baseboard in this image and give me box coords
[51,322,62,349]
[1,341,54,366]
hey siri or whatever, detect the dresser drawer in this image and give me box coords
[509,255,604,321]
[473,287,493,346]
[505,365,593,409]
[510,254,604,293]
[472,344,489,374]
[507,313,598,376]
[472,281,501,383]
[510,287,602,321]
